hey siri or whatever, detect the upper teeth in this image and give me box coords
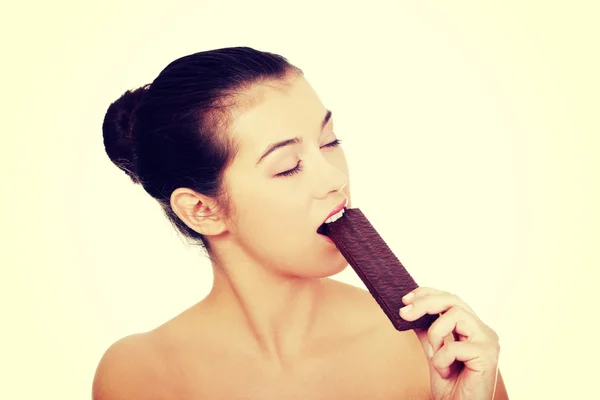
[325,208,345,224]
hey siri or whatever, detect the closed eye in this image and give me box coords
[275,139,342,178]
[322,138,342,149]
[276,161,302,177]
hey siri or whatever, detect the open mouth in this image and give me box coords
[317,205,347,238]
[317,223,330,236]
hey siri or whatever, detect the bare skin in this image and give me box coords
[93,73,508,399]
[94,279,433,399]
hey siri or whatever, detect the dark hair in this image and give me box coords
[102,47,302,255]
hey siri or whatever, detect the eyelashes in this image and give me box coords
[323,138,342,148]
[277,164,303,177]
[276,139,342,178]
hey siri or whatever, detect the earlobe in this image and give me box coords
[170,188,228,236]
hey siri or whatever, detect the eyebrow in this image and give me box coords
[256,110,333,165]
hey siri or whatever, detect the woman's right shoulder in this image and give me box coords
[92,332,166,400]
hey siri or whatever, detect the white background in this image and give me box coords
[2,1,599,398]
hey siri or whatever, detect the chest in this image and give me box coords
[212,365,429,400]
[163,334,431,400]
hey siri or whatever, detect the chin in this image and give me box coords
[326,255,350,276]
[318,263,348,279]
[298,252,349,279]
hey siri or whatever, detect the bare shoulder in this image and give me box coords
[325,278,431,386]
[324,278,407,335]
[92,332,166,400]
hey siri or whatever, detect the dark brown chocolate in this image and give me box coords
[326,208,438,331]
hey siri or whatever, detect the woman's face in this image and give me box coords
[222,74,352,278]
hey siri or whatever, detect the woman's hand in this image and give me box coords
[399,287,502,400]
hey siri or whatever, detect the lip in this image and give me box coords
[322,198,348,225]
[320,234,334,244]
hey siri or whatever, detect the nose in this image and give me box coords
[314,160,348,200]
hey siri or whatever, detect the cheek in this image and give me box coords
[231,189,303,242]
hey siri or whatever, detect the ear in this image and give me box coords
[170,188,229,236]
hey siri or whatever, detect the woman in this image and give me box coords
[93,47,508,399]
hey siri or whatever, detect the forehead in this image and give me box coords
[229,76,327,159]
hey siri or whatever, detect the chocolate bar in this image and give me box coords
[325,208,438,331]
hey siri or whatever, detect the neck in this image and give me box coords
[204,247,328,367]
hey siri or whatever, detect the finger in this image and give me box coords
[399,293,476,323]
[405,286,446,297]
[413,323,459,361]
[413,328,434,360]
[431,341,471,379]
[426,306,482,352]
[431,341,497,378]
[401,287,447,305]
[402,289,475,315]
[412,329,453,356]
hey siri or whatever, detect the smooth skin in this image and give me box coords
[401,287,504,399]
[93,73,508,399]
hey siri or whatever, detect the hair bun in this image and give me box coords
[102,84,149,184]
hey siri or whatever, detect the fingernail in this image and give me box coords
[400,304,413,314]
[403,292,415,302]
[427,343,433,357]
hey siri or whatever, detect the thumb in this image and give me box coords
[414,325,457,359]
[414,328,434,359]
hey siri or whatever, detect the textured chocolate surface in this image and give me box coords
[326,208,438,331]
